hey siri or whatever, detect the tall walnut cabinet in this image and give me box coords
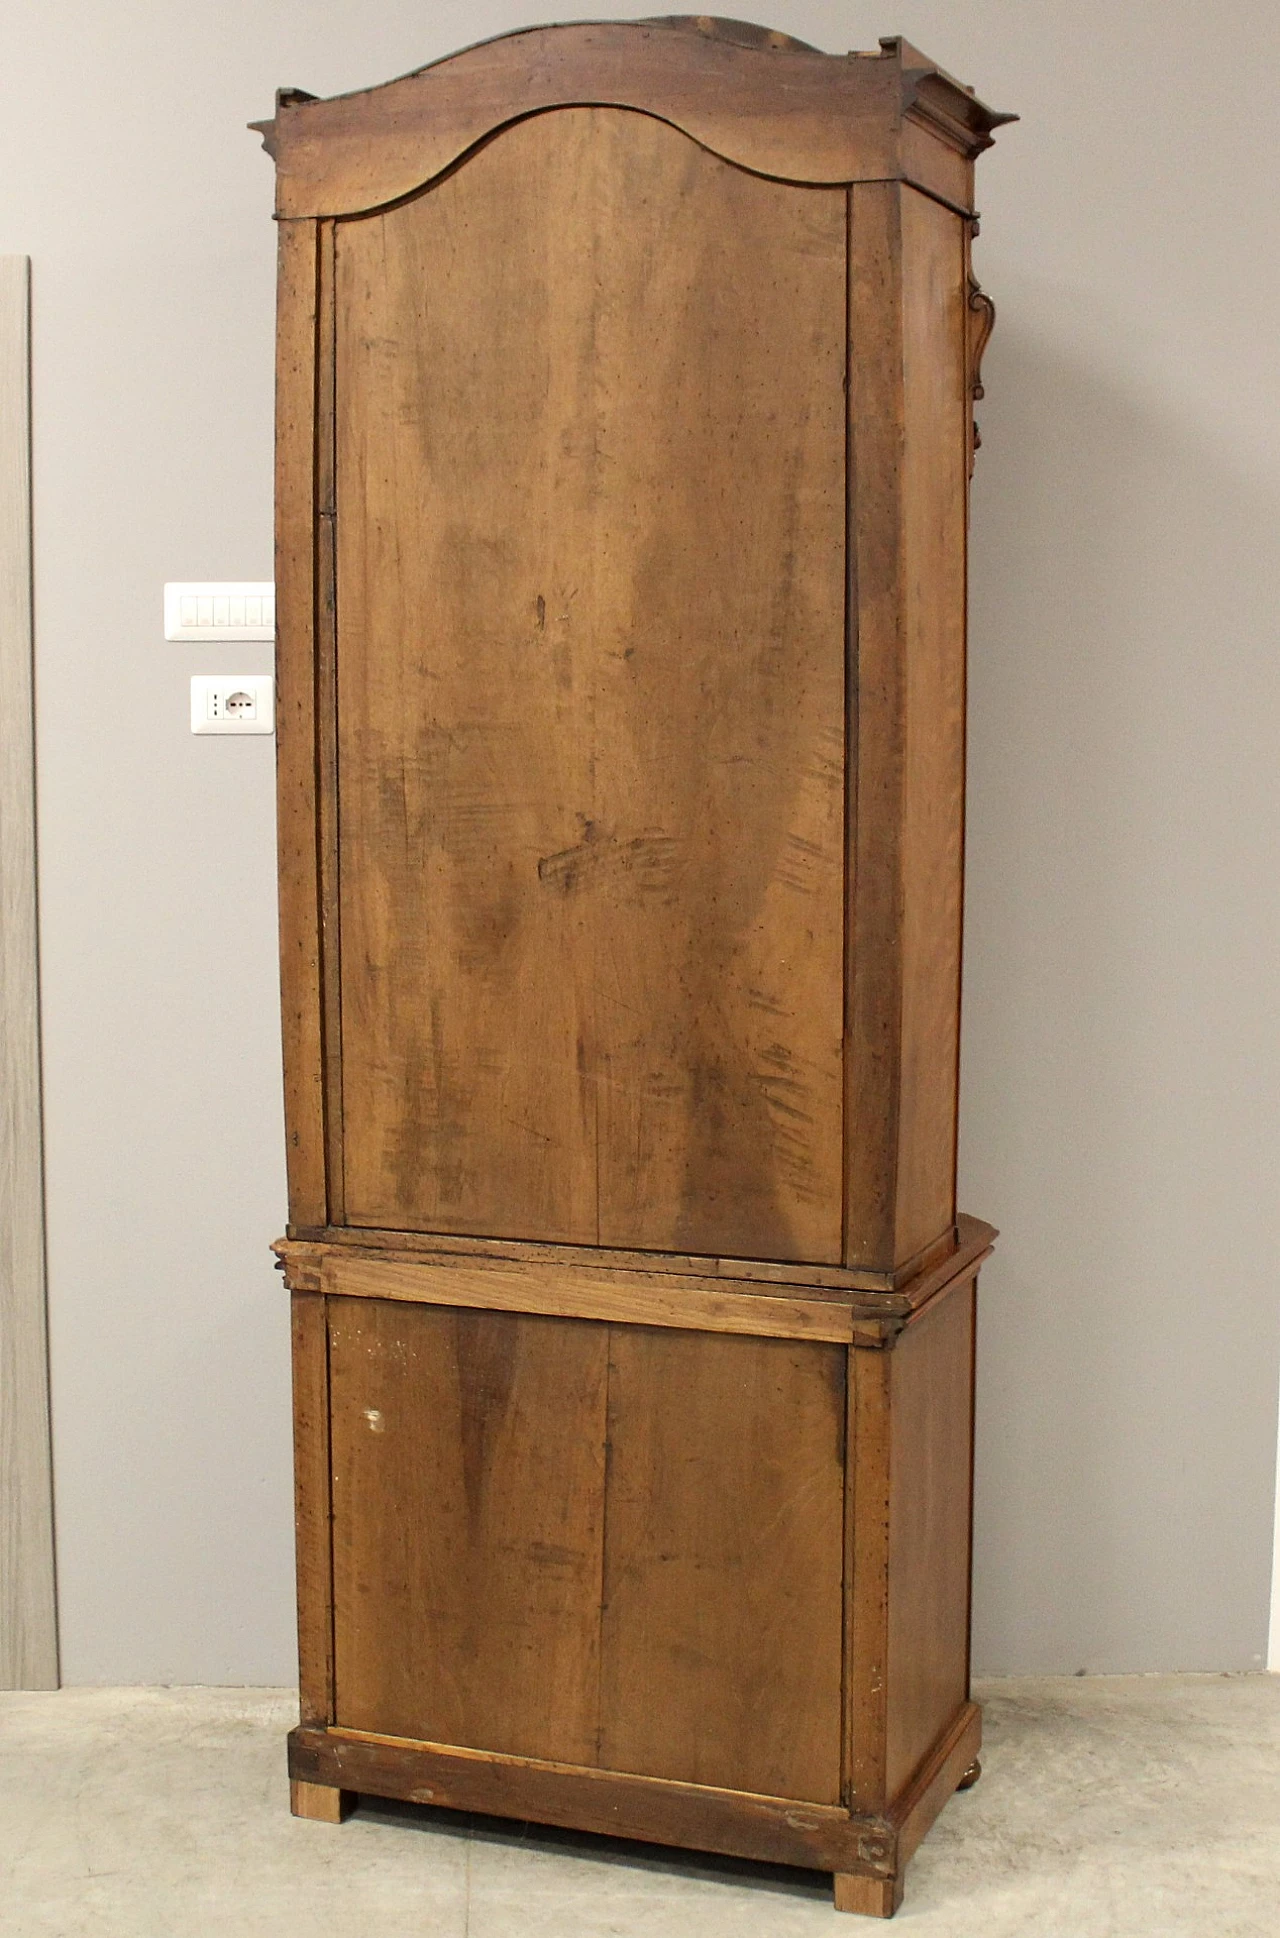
[259,19,1011,1919]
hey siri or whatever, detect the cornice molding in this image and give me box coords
[252,20,1013,218]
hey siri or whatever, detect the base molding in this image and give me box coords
[892,1701,983,1873]
[289,1724,857,1870]
[287,1699,980,1915]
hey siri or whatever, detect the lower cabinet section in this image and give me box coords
[279,1224,992,1917]
[329,1302,845,1799]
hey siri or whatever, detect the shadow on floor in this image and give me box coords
[353,1791,833,1903]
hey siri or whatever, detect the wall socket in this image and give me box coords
[190,674,275,735]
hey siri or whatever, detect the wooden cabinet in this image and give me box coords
[260,18,1011,1918]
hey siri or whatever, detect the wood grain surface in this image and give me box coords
[885,1278,975,1797]
[844,1268,976,1813]
[0,257,58,1690]
[843,183,969,1273]
[260,23,1008,219]
[599,1326,846,1801]
[845,1329,894,1810]
[843,180,907,1273]
[265,29,1009,1912]
[321,1252,856,1345]
[289,1777,352,1823]
[273,218,328,1228]
[329,1298,609,1762]
[281,1211,995,1299]
[290,1722,862,1872]
[290,1694,979,1907]
[333,106,847,1261]
[834,1871,904,1917]
[893,1697,981,1870]
[893,188,968,1267]
[290,1291,334,1725]
[314,222,345,1225]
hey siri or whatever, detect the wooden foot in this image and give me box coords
[290,1777,354,1823]
[956,1758,982,1791]
[833,1871,904,1918]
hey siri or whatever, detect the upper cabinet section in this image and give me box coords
[262,21,1014,1273]
[330,107,849,1260]
[252,18,1015,219]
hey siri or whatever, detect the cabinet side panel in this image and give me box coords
[275,219,328,1226]
[332,107,847,1261]
[894,190,968,1263]
[885,1279,974,1798]
[843,182,905,1272]
[291,1290,334,1724]
[844,1342,892,1810]
[600,1327,845,1802]
[329,1299,608,1764]
[314,224,345,1223]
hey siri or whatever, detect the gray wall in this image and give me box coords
[0,0,1275,1682]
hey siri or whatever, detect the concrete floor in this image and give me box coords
[0,1677,1276,1935]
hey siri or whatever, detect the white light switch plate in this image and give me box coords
[190,674,275,735]
[166,582,275,641]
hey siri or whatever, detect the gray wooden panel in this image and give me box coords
[0,256,58,1689]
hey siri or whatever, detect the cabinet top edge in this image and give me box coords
[251,20,1014,218]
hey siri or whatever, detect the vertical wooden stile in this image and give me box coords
[845,1341,893,1810]
[844,181,907,1273]
[314,221,344,1225]
[841,182,857,1273]
[274,219,327,1228]
[291,1288,335,1723]
[893,190,968,1267]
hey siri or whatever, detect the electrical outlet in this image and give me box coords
[190,674,275,735]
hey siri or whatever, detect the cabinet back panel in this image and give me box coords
[329,1297,609,1761]
[600,1325,846,1801]
[328,1294,845,1799]
[332,107,847,1259]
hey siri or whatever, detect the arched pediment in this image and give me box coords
[253,19,1012,218]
